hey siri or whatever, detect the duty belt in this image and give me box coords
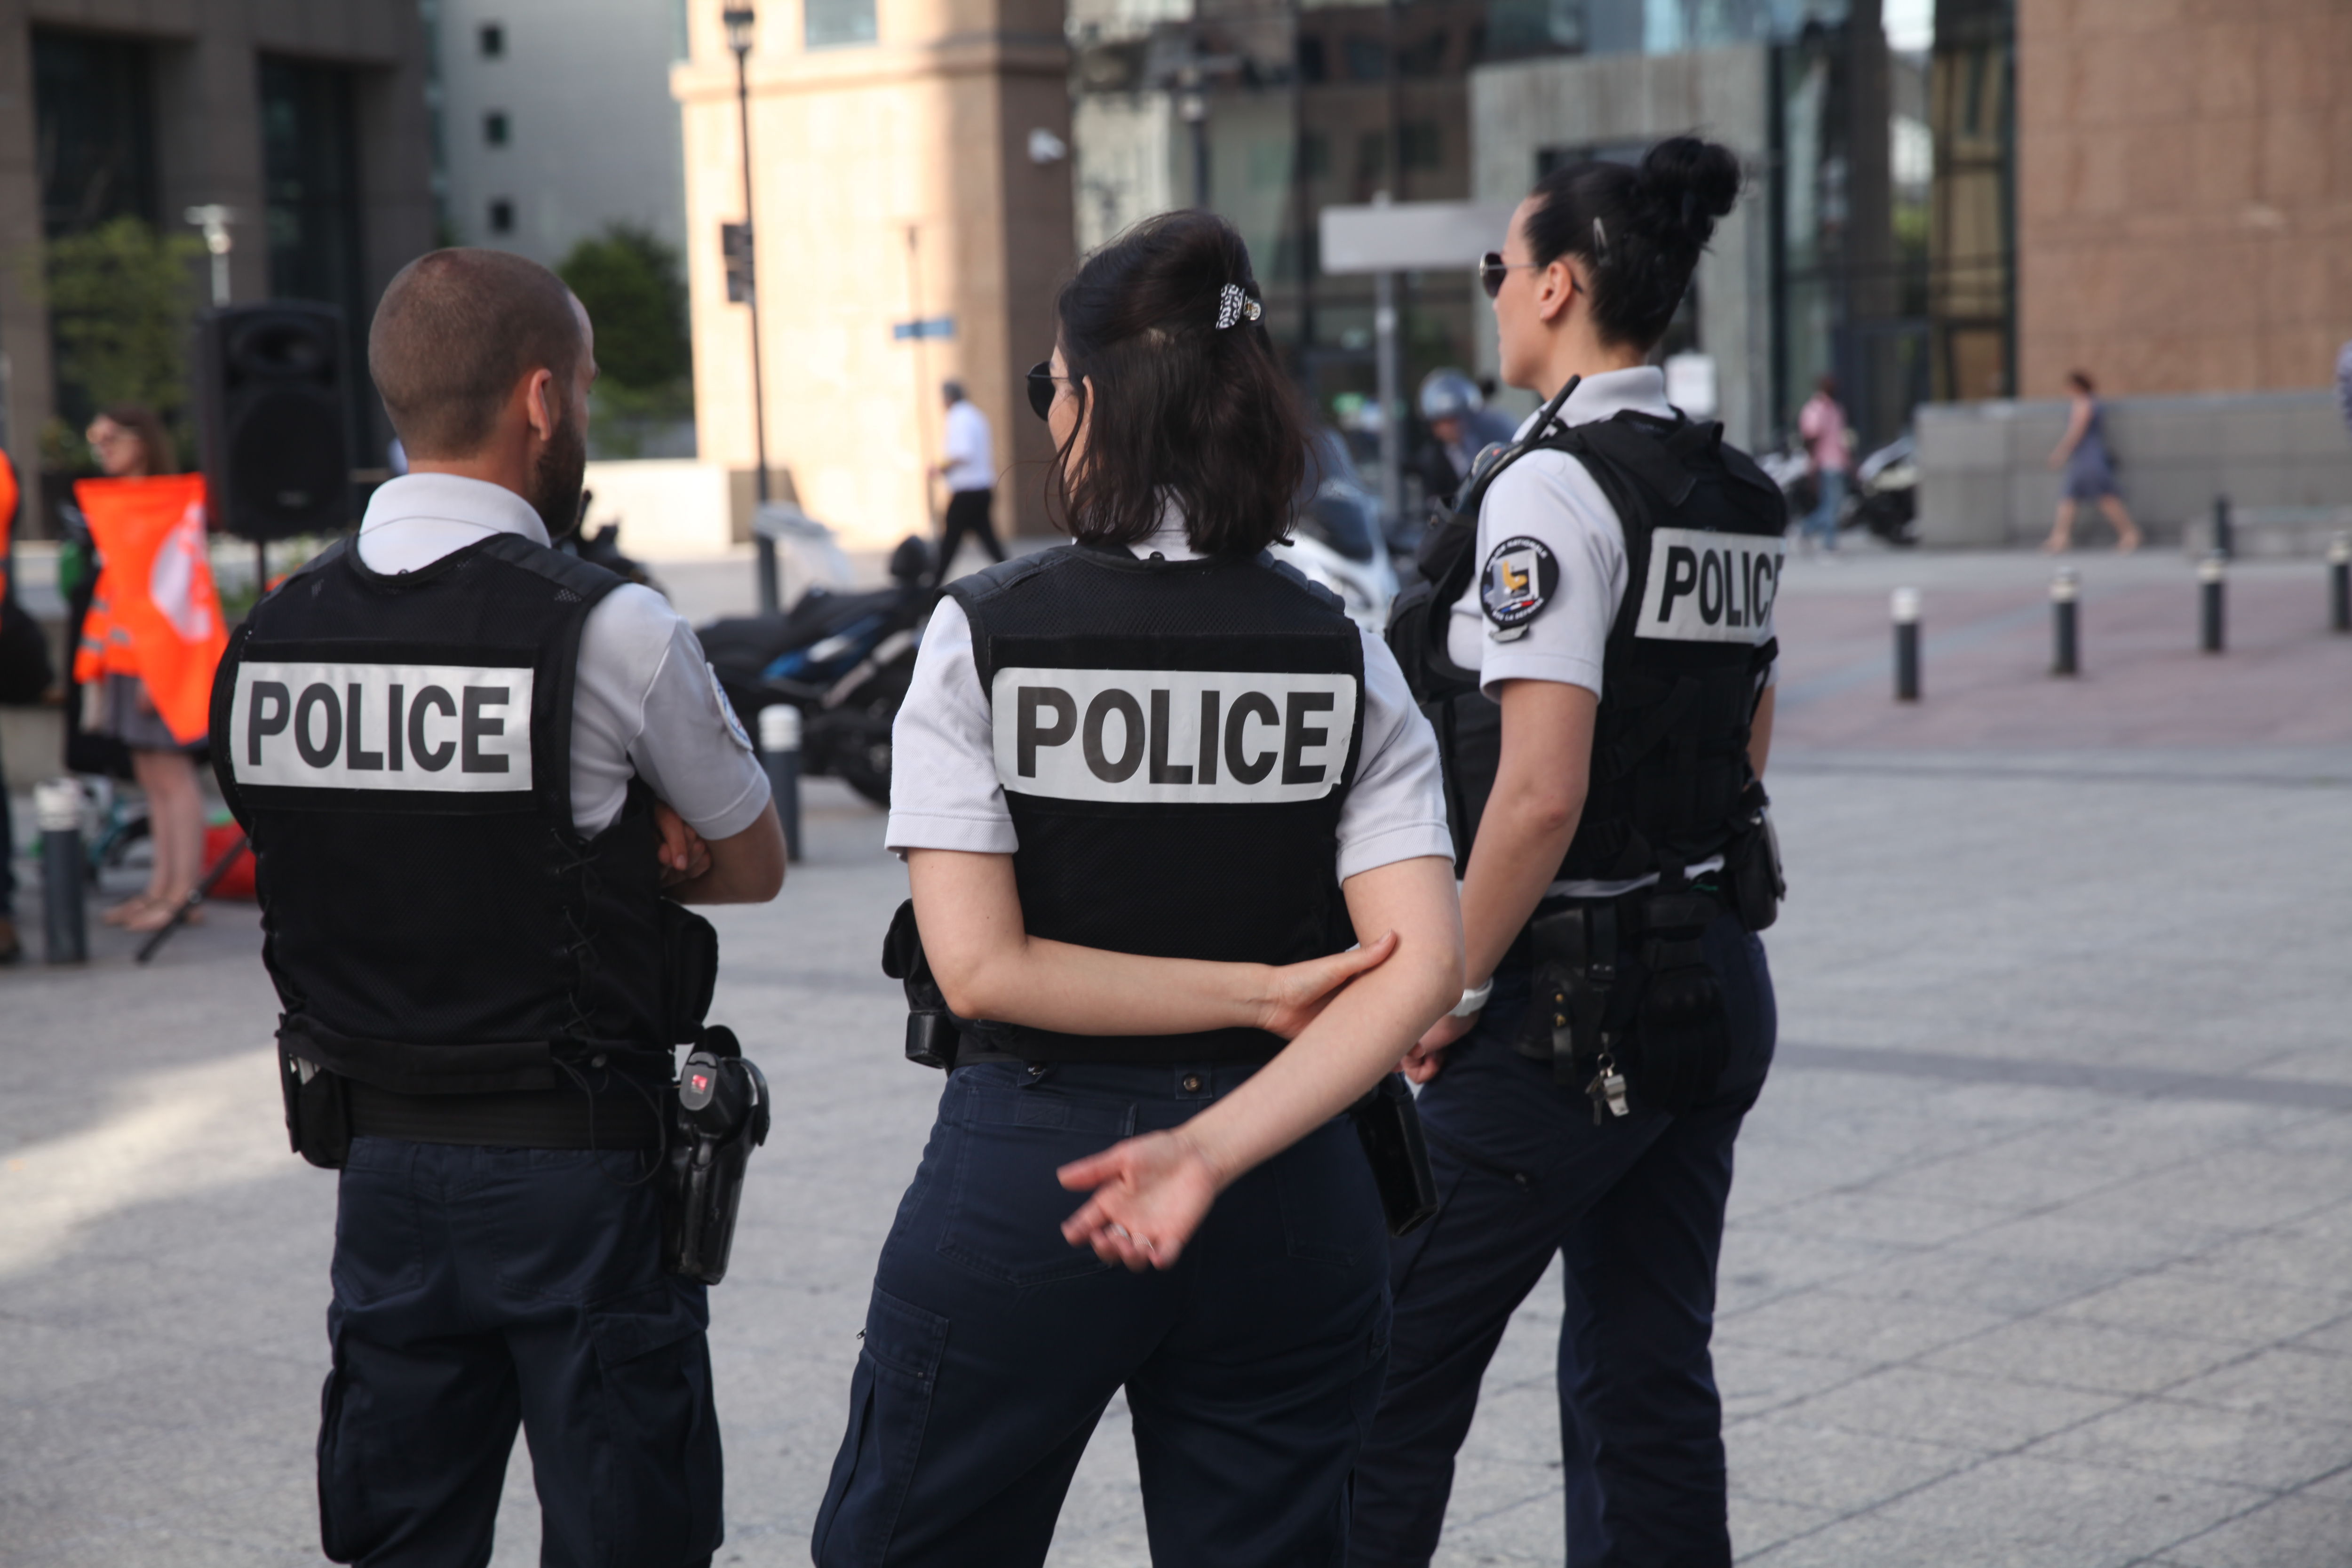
[345,1076,666,1149]
[1511,880,1728,1113]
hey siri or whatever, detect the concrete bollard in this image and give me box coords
[1891,587,1922,702]
[759,704,804,863]
[2330,533,2350,635]
[2212,495,2234,561]
[34,779,87,964]
[2199,551,2227,654]
[2050,568,2080,676]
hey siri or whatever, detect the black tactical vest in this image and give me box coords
[946,544,1367,1063]
[1388,409,1785,885]
[211,533,707,1094]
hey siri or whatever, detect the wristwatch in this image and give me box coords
[1449,978,1494,1019]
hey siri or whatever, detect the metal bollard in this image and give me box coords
[2330,532,2350,634]
[34,779,87,964]
[1891,587,1922,701]
[2050,568,2080,676]
[2199,550,2226,654]
[758,704,803,863]
[2212,495,2233,561]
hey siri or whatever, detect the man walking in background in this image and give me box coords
[933,379,1004,581]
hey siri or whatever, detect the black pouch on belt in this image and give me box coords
[1623,891,1731,1113]
[1524,905,1617,1086]
[662,1025,772,1285]
[881,899,959,1069]
[278,1034,352,1170]
[1347,1073,1439,1236]
[1724,798,1785,934]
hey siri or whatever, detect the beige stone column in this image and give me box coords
[675,0,1075,551]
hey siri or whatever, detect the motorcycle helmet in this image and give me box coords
[1417,369,1483,423]
[889,534,934,584]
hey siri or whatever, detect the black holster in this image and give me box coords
[882,899,961,1069]
[1520,889,1732,1115]
[1725,795,1785,933]
[1347,1073,1439,1236]
[662,1025,771,1286]
[279,1038,353,1170]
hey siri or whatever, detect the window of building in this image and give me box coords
[1344,36,1386,80]
[1400,122,1442,170]
[1296,35,1328,82]
[1299,132,1331,181]
[30,29,158,238]
[485,111,509,146]
[479,23,505,57]
[488,199,516,234]
[804,0,876,49]
[260,55,370,457]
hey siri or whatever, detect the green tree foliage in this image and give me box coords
[557,224,691,390]
[41,216,206,447]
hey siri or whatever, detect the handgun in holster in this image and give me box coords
[882,898,961,1069]
[663,1025,771,1286]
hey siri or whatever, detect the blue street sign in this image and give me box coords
[891,316,955,342]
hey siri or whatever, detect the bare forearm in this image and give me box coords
[670,804,787,904]
[1748,685,1776,778]
[945,938,1276,1036]
[1459,778,1581,986]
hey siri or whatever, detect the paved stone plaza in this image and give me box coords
[4,546,2351,1566]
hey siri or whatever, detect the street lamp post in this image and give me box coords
[723,5,780,613]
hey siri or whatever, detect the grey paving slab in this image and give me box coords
[1716,1289,2015,1368]
[1917,1317,2250,1398]
[1854,1454,2267,1562]
[2154,1492,2352,1568]
[1721,1415,1979,1513]
[2022,1396,2352,1492]
[1768,1365,2126,1454]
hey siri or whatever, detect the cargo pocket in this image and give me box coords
[330,1140,423,1308]
[584,1281,723,1563]
[315,1321,368,1565]
[812,1289,949,1568]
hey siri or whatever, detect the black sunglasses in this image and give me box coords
[1478,251,1540,300]
[1026,360,1079,421]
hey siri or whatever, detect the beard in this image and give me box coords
[531,407,589,541]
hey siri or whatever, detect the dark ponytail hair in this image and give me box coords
[1050,210,1306,556]
[1521,135,1742,352]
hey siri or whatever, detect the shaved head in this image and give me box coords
[369,248,586,458]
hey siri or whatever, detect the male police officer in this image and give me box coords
[212,248,784,1567]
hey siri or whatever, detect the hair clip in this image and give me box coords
[1591,217,1611,265]
[1216,283,1262,330]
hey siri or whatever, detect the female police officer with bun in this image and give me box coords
[1351,138,1784,1567]
[812,211,1464,1567]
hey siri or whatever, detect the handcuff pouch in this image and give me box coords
[278,1034,352,1170]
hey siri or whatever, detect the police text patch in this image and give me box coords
[1481,536,1558,643]
[229,661,534,790]
[989,667,1357,805]
[1634,528,1784,644]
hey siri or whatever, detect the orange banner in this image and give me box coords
[0,449,17,601]
[72,474,226,746]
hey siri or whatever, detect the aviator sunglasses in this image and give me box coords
[1478,252,1541,300]
[1026,361,1079,420]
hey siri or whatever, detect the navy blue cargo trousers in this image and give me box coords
[1350,911,1775,1568]
[813,1060,1393,1568]
[318,1138,723,1568]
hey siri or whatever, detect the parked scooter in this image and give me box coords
[699,533,937,806]
[1285,428,1398,633]
[1757,431,1918,547]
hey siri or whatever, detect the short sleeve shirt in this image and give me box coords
[356,474,771,840]
[887,523,1453,883]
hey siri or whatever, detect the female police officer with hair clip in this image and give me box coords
[1350,137,1785,1568]
[812,210,1465,1568]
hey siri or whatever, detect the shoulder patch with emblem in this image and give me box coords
[707,661,755,753]
[1480,535,1559,643]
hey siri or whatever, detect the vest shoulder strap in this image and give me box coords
[477,531,630,610]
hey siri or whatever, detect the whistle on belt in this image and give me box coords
[665,1026,771,1286]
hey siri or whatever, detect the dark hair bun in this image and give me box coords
[1638,136,1742,247]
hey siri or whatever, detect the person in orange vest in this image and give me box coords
[73,405,221,933]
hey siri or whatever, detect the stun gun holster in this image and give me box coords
[662,1025,772,1286]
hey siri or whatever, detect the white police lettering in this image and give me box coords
[989,666,1357,805]
[229,661,534,790]
[1635,527,1786,644]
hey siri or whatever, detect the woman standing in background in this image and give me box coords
[2044,370,2143,553]
[81,405,209,932]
